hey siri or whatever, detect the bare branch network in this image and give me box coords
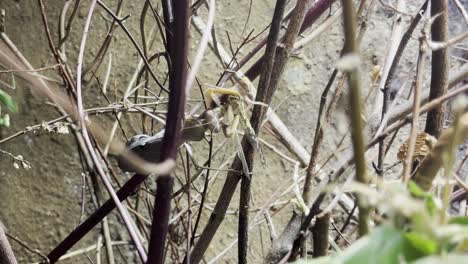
[0,0,467,263]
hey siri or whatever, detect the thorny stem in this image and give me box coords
[340,0,369,237]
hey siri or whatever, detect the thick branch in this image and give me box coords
[238,0,287,262]
[415,112,468,190]
[147,1,189,263]
[424,0,449,137]
[312,212,330,257]
[189,0,309,262]
[0,225,17,264]
[340,0,369,236]
[244,0,336,80]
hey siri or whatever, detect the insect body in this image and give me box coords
[397,132,437,170]
[201,73,265,176]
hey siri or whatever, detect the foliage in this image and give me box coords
[0,87,17,127]
[295,181,468,264]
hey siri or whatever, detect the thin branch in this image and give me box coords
[328,83,468,195]
[243,0,336,81]
[302,70,337,206]
[188,0,309,261]
[74,1,147,262]
[371,63,468,135]
[96,0,168,93]
[452,0,468,24]
[377,0,429,172]
[425,31,468,50]
[189,137,214,248]
[0,21,174,264]
[82,0,123,81]
[377,0,406,174]
[0,64,60,73]
[58,0,81,49]
[403,36,427,182]
[184,0,215,95]
[37,0,77,96]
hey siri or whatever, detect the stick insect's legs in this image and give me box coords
[235,132,251,179]
[244,96,268,107]
[226,113,240,137]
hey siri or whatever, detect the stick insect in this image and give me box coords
[199,71,266,178]
[119,72,266,176]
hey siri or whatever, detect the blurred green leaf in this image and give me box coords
[408,180,438,215]
[0,114,10,127]
[412,254,468,264]
[0,89,18,112]
[295,226,410,264]
[10,73,16,90]
[449,217,468,226]
[408,181,427,198]
[404,232,437,255]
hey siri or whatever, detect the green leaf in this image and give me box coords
[408,181,428,198]
[0,114,10,127]
[404,232,437,255]
[449,217,468,226]
[329,226,407,264]
[408,180,439,215]
[10,73,16,90]
[424,197,438,216]
[295,226,446,264]
[0,89,18,112]
[411,254,468,264]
